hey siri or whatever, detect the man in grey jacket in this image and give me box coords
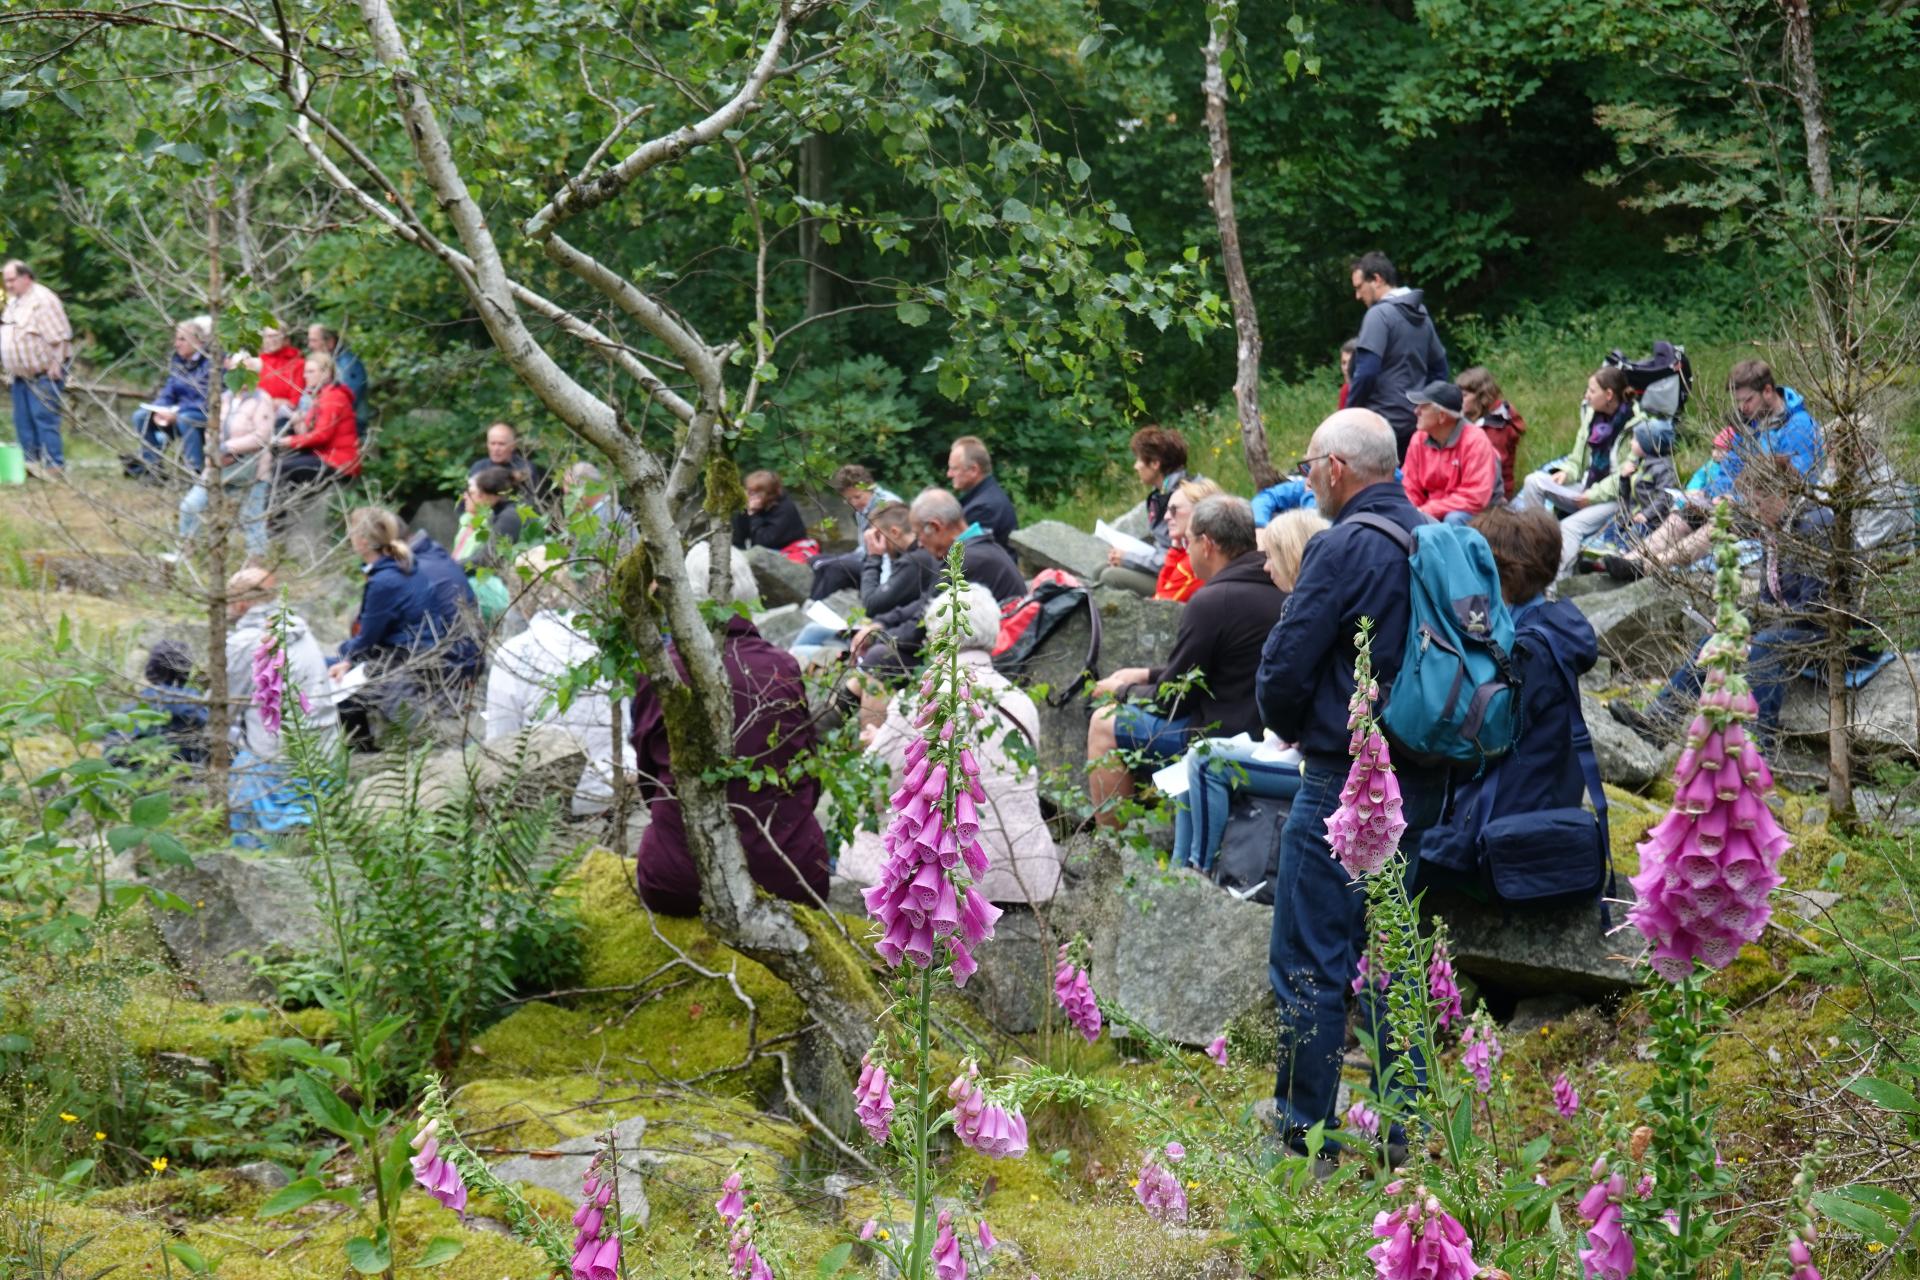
[1345,251,1450,463]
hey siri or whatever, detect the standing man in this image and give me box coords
[1,260,75,478]
[1344,252,1449,463]
[1254,408,1447,1168]
[1399,381,1500,523]
[946,435,1019,550]
[307,324,371,438]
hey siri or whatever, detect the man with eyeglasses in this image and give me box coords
[1255,407,1448,1174]
[849,487,1024,673]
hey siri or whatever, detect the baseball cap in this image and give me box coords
[1405,380,1464,416]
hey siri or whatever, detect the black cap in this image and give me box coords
[1405,380,1464,416]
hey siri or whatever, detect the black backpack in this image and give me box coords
[990,575,1101,708]
[1209,791,1289,905]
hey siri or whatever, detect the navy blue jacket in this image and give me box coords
[1256,481,1430,765]
[153,351,214,420]
[411,532,484,678]
[959,474,1020,550]
[339,556,439,660]
[333,346,370,432]
[1421,598,1598,871]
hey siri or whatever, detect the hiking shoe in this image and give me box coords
[22,460,46,481]
[1602,553,1646,583]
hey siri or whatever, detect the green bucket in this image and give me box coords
[0,445,24,486]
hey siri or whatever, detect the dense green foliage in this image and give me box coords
[4,0,1915,505]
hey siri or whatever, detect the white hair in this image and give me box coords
[924,584,1003,652]
[911,487,966,527]
[180,315,213,346]
[684,539,759,607]
[1313,409,1399,481]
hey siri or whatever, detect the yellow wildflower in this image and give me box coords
[58,1112,77,1123]
[94,1131,106,1141]
[151,1156,168,1173]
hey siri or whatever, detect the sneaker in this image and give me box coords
[22,460,46,481]
[1602,554,1646,583]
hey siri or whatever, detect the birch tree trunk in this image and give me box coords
[1201,8,1279,492]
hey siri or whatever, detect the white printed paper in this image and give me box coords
[804,600,849,632]
[1151,759,1190,798]
[325,664,369,705]
[1093,519,1154,559]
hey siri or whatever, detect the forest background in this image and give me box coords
[6,0,1917,517]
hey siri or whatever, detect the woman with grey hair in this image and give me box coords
[838,584,1063,904]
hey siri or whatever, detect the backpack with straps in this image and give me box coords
[1348,516,1518,766]
[990,569,1101,708]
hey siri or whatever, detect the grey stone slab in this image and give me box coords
[1008,521,1108,583]
[1569,578,1702,681]
[1780,657,1920,757]
[746,545,811,607]
[1109,873,1273,1047]
[1425,887,1643,997]
[1583,694,1669,791]
[489,1116,649,1227]
[148,853,336,1001]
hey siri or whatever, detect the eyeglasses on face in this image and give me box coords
[1296,452,1342,474]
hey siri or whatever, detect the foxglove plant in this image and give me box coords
[1367,1184,1484,1280]
[409,1118,469,1215]
[1134,1143,1189,1224]
[1630,503,1789,1278]
[716,1167,772,1280]
[1576,1159,1635,1280]
[947,1059,1029,1159]
[1427,935,1462,1031]
[570,1148,620,1280]
[1053,942,1101,1042]
[854,1054,895,1144]
[1326,633,1407,877]
[1460,1016,1500,1095]
[1553,1073,1581,1119]
[1205,1035,1228,1068]
[250,609,312,737]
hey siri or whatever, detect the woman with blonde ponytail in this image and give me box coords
[328,507,442,744]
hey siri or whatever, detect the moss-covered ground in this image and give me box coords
[8,797,1901,1279]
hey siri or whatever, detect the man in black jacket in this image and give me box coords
[850,488,1023,672]
[1253,408,1447,1166]
[857,502,938,617]
[1086,495,1283,828]
[947,435,1019,550]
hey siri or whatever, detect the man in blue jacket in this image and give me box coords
[1254,408,1446,1166]
[130,318,215,477]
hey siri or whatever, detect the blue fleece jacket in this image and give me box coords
[153,351,214,420]
[1723,386,1822,486]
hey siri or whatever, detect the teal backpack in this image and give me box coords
[1348,516,1518,765]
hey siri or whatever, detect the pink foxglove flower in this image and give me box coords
[1326,726,1407,878]
[408,1119,468,1215]
[715,1171,745,1226]
[1134,1146,1189,1224]
[1459,1016,1501,1094]
[1787,1223,1821,1280]
[1577,1167,1635,1280]
[252,635,288,736]
[977,1219,996,1253]
[1427,941,1462,1030]
[570,1161,619,1280]
[863,658,1000,986]
[1367,1185,1482,1280]
[1053,946,1101,1042]
[1346,1101,1381,1141]
[1206,1035,1228,1068]
[1553,1073,1581,1118]
[932,1209,967,1280]
[854,1054,895,1144]
[947,1060,1028,1159]
[859,1218,877,1241]
[1627,523,1791,981]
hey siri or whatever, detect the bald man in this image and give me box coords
[1253,408,1448,1170]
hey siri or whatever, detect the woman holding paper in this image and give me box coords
[1095,425,1191,597]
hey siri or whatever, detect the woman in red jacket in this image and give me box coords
[270,350,360,493]
[227,326,307,406]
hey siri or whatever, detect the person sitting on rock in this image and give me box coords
[1418,505,1600,886]
[1155,477,1224,603]
[1573,418,1679,572]
[104,640,209,769]
[839,584,1064,904]
[1610,460,1835,750]
[849,488,1025,675]
[947,435,1019,550]
[177,388,280,559]
[485,549,626,816]
[629,548,827,915]
[224,567,339,847]
[730,469,816,561]
[129,316,216,479]
[1455,365,1526,501]
[808,463,905,600]
[790,501,936,668]
[469,421,547,495]
[1513,364,1634,518]
[267,349,361,497]
[1399,380,1500,525]
[1086,495,1284,829]
[1167,508,1326,871]
[226,325,305,407]
[330,506,470,746]
[1097,425,1193,597]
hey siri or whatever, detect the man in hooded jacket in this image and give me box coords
[1345,252,1450,462]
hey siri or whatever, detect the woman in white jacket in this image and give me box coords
[224,567,339,845]
[838,583,1064,904]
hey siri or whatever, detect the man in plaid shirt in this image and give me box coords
[2,260,75,477]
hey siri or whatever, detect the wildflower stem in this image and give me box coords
[910,960,933,1279]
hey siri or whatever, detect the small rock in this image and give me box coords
[148,853,337,1001]
[745,546,810,607]
[231,1161,291,1192]
[1426,886,1642,996]
[1109,873,1274,1046]
[1780,657,1920,758]
[1109,502,1150,539]
[821,1173,859,1204]
[489,1116,650,1227]
[1504,992,1586,1036]
[1584,695,1668,791]
[1569,578,1702,680]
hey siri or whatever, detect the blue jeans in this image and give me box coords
[180,471,270,555]
[1269,761,1445,1146]
[789,621,848,667]
[1171,738,1304,871]
[134,406,208,473]
[1656,622,1821,744]
[1112,703,1192,760]
[10,375,64,467]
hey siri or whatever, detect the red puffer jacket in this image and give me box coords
[283,383,361,476]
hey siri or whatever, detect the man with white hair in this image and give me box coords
[1254,408,1447,1169]
[849,487,1024,671]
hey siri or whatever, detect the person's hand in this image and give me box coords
[1106,547,1124,567]
[217,452,236,467]
[1619,458,1638,478]
[858,722,879,747]
[1574,493,1592,510]
[863,527,886,557]
[152,407,177,426]
[849,624,882,655]
[1549,468,1566,485]
[327,660,350,682]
